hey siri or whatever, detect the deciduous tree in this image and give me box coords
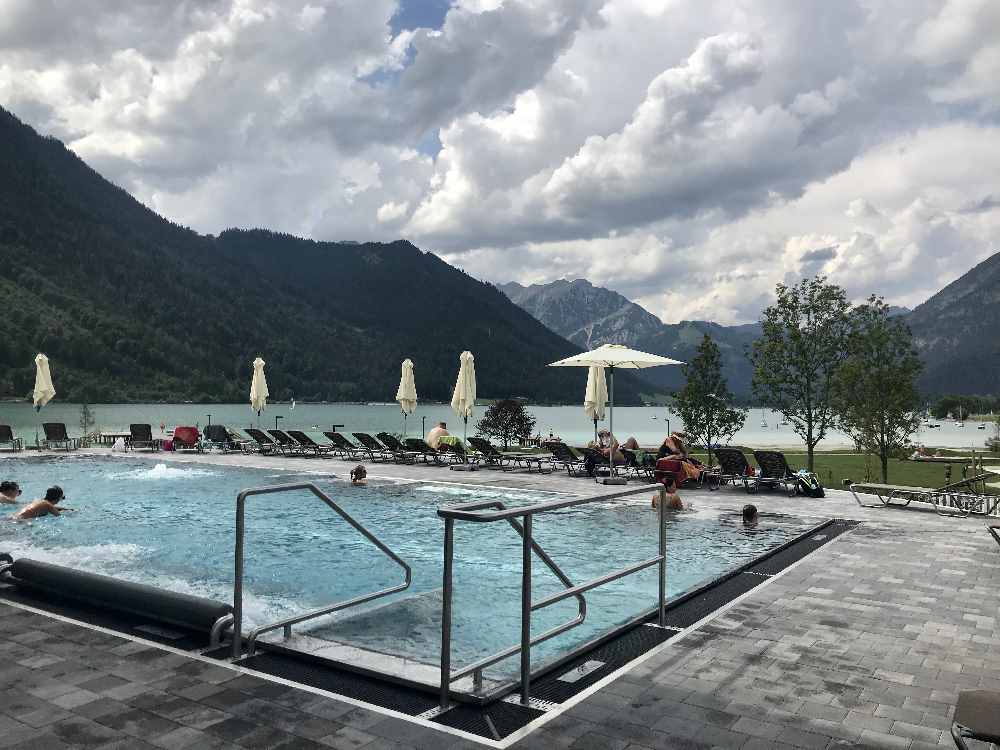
[673,334,747,466]
[833,297,923,483]
[749,276,850,471]
[476,399,537,450]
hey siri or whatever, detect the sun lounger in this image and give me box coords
[622,448,654,480]
[0,425,23,452]
[323,432,365,460]
[352,432,393,462]
[714,448,755,492]
[543,441,589,476]
[268,429,310,455]
[171,426,202,452]
[202,424,248,453]
[751,450,798,496]
[287,430,334,457]
[467,436,550,472]
[848,481,991,516]
[245,428,279,455]
[375,433,418,464]
[129,424,160,452]
[951,690,1000,749]
[437,439,487,467]
[42,423,78,451]
[404,437,452,465]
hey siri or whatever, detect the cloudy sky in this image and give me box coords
[2,0,998,324]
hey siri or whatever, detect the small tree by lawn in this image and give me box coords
[476,399,537,450]
[749,276,851,471]
[832,296,923,483]
[673,334,747,466]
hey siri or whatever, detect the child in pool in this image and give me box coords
[11,486,75,520]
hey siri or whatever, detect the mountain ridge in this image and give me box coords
[0,106,649,405]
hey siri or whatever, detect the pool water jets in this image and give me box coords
[0,455,823,678]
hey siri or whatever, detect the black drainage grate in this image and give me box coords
[748,519,857,576]
[433,700,544,740]
[237,650,439,716]
[662,572,765,629]
[532,623,675,704]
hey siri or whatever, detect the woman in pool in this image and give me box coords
[651,476,687,510]
[11,486,75,520]
[349,466,367,486]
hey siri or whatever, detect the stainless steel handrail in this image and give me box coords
[438,483,667,709]
[441,505,587,687]
[232,482,412,658]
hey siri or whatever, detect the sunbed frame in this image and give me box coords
[848,481,995,517]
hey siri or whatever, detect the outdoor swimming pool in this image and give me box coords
[0,455,823,680]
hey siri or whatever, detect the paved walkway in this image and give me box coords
[2,448,997,748]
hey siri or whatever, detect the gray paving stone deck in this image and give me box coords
[3,447,998,748]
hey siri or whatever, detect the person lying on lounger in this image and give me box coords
[11,486,75,520]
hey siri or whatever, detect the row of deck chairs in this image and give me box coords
[712,447,800,495]
[0,423,79,451]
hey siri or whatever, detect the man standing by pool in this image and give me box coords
[11,486,75,520]
[0,481,21,505]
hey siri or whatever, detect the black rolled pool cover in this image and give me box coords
[9,558,232,633]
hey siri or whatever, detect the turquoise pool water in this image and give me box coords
[0,455,821,677]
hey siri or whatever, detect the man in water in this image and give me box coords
[349,465,367,486]
[426,422,450,450]
[0,481,21,505]
[742,504,759,526]
[11,486,75,520]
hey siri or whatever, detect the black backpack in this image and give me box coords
[796,472,825,498]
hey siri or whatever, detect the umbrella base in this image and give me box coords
[449,464,479,472]
[598,476,628,485]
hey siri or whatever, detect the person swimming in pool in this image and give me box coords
[742,504,759,526]
[350,466,367,486]
[0,481,21,505]
[11,486,75,520]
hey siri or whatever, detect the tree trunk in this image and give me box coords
[880,450,889,483]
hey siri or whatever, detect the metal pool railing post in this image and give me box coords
[658,484,666,627]
[440,517,455,710]
[233,490,248,659]
[520,515,532,706]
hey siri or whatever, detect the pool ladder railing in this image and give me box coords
[437,483,668,709]
[232,482,412,658]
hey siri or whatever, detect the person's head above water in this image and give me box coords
[350,466,367,483]
[45,486,65,504]
[1,481,20,499]
[742,504,758,525]
[438,422,447,429]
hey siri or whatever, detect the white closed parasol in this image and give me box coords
[395,358,417,437]
[33,353,56,448]
[550,344,683,483]
[584,365,608,442]
[450,351,477,443]
[250,357,269,427]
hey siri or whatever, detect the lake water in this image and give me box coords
[0,401,994,451]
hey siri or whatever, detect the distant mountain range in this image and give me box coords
[501,279,762,396]
[503,272,1000,401]
[907,252,1000,396]
[0,107,649,405]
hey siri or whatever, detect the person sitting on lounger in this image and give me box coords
[657,432,704,483]
[585,429,625,475]
[0,481,21,505]
[350,465,367,486]
[11,486,74,519]
[426,422,450,450]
